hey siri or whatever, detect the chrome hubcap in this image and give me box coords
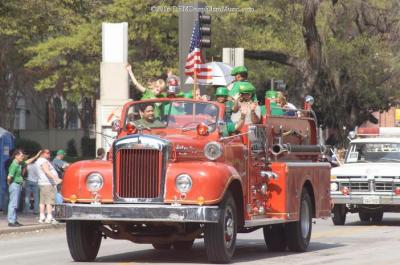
[224,206,234,248]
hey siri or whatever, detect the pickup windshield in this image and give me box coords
[346,142,400,163]
[124,100,219,132]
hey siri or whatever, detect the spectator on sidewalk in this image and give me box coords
[7,149,41,227]
[96,148,105,160]
[37,149,62,224]
[24,162,40,214]
[52,149,69,179]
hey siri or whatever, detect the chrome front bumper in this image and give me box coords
[332,194,400,205]
[55,203,221,223]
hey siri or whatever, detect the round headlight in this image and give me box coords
[175,174,192,193]
[86,172,104,192]
[330,182,339,192]
[204,141,223,161]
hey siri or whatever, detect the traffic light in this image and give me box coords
[199,13,211,48]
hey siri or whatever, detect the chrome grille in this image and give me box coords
[340,182,369,192]
[116,148,162,198]
[375,182,400,192]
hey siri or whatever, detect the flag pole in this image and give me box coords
[193,71,198,99]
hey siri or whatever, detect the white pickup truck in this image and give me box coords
[331,127,400,225]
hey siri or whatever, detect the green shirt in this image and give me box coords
[8,160,25,184]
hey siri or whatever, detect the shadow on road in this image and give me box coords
[94,238,343,264]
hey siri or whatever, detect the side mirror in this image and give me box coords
[111,119,121,132]
[248,125,258,142]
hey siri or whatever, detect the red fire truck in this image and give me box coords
[55,97,331,263]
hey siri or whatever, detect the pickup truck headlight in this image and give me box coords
[86,172,104,192]
[204,141,223,161]
[175,174,192,193]
[330,182,339,192]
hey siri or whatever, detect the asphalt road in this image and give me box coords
[1,213,400,265]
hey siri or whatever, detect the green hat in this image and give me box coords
[183,92,193,99]
[230,66,248,76]
[265,90,277,99]
[238,82,255,94]
[215,87,228,97]
[56,149,65,156]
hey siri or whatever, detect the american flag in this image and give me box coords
[184,19,212,81]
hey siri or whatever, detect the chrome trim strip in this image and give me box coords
[332,195,400,205]
[285,162,331,167]
[55,203,220,223]
[244,218,296,227]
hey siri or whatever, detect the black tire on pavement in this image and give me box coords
[204,191,237,263]
[66,220,102,262]
[332,204,346,225]
[152,243,172,250]
[263,224,287,251]
[358,211,371,222]
[372,211,384,223]
[173,240,195,250]
[285,190,313,252]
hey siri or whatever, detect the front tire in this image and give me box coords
[285,191,312,252]
[204,191,237,263]
[359,211,370,222]
[372,211,384,223]
[66,221,102,262]
[332,204,346,225]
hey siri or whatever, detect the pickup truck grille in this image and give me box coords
[375,182,400,192]
[116,148,162,198]
[340,182,369,192]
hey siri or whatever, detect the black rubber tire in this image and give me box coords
[204,191,237,263]
[359,211,371,222]
[372,212,384,223]
[66,221,102,262]
[285,191,312,252]
[173,240,195,250]
[152,243,172,250]
[263,224,287,251]
[332,204,346,225]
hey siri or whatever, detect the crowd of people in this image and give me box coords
[6,149,69,227]
[125,64,298,134]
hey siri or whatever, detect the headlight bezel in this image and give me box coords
[204,141,223,161]
[175,173,193,193]
[86,172,104,193]
[330,182,339,192]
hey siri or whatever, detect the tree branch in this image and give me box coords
[244,50,303,69]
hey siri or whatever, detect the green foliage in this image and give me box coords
[66,138,78,157]
[14,138,42,156]
[81,136,95,157]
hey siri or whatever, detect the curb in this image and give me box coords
[0,223,65,236]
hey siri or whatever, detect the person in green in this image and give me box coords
[214,86,237,135]
[126,64,166,100]
[7,149,41,227]
[260,90,285,116]
[228,66,257,101]
[136,103,164,128]
[231,82,261,125]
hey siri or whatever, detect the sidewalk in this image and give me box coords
[0,211,65,235]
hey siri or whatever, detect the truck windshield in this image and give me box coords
[346,142,400,163]
[124,100,219,132]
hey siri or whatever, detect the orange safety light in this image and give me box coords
[357,127,379,136]
[341,186,350,195]
[394,187,400,196]
[197,123,209,136]
[126,123,137,134]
